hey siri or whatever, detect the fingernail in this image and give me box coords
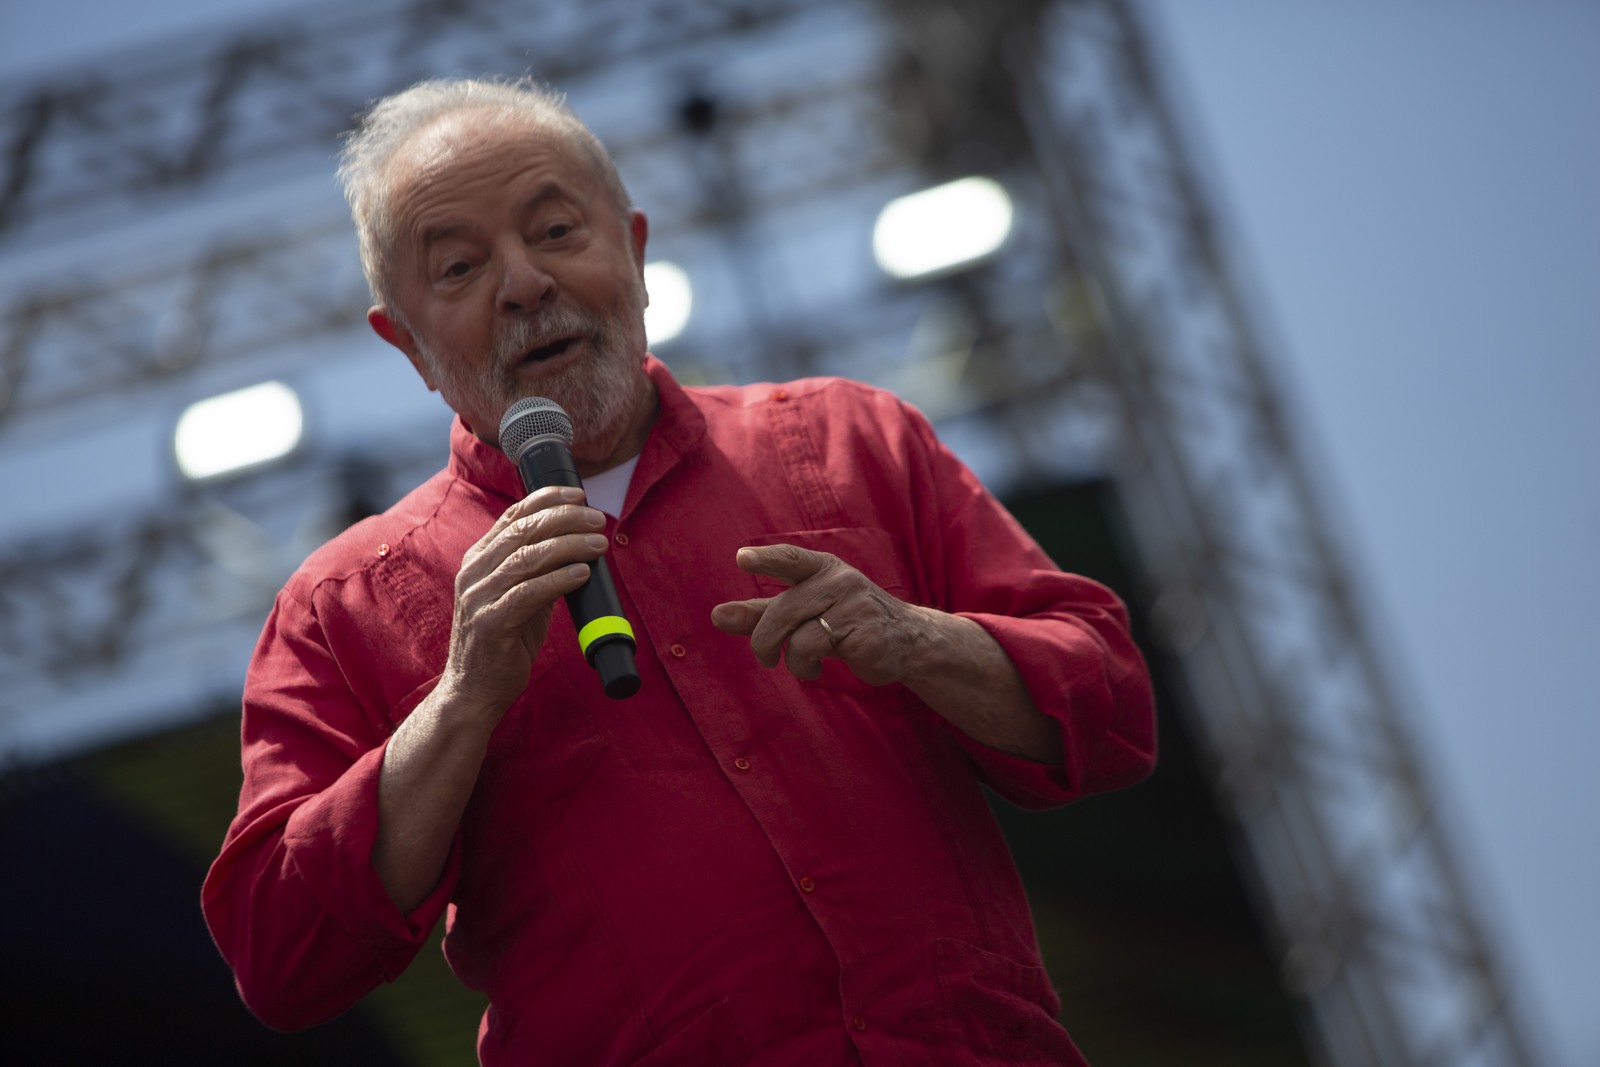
[567,563,589,578]
[560,486,584,501]
[585,534,608,550]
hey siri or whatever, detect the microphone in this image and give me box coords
[498,397,640,699]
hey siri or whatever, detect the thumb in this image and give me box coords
[710,598,771,635]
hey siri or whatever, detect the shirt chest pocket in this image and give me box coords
[743,526,920,698]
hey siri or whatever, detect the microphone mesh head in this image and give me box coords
[499,397,574,460]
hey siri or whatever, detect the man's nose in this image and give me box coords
[496,249,556,314]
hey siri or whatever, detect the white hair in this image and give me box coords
[336,76,632,315]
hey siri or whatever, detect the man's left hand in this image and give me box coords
[710,544,930,687]
[712,544,1062,764]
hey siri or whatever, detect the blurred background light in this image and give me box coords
[872,176,1014,280]
[643,260,693,346]
[174,381,303,481]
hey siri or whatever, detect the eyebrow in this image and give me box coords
[417,182,578,253]
[418,221,474,250]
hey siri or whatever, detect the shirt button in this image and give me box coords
[614,532,630,545]
[771,388,788,402]
[799,876,816,893]
[376,543,390,558]
[852,1014,867,1031]
[670,643,687,658]
[734,757,751,771]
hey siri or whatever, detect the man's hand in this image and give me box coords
[710,543,1062,765]
[710,544,932,687]
[439,484,611,720]
[374,484,609,912]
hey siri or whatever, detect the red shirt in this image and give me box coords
[202,357,1156,1065]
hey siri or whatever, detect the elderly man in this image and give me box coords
[203,77,1156,1065]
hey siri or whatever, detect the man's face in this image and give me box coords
[370,111,651,459]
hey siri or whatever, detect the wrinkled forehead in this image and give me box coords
[385,109,591,204]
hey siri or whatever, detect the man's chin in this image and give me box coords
[493,339,648,455]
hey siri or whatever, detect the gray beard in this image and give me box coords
[416,302,643,455]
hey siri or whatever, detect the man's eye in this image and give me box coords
[547,223,573,240]
[442,261,471,278]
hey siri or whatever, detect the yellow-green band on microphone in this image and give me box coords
[577,615,635,657]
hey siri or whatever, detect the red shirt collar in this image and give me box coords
[444,353,706,509]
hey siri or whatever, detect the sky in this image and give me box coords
[3,2,1596,1065]
[1142,4,1600,1065]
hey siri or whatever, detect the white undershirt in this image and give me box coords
[580,454,639,518]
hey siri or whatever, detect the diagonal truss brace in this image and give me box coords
[972,2,1541,1064]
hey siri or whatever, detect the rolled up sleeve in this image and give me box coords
[902,398,1157,807]
[201,589,458,1030]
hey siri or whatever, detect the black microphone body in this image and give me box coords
[499,399,640,699]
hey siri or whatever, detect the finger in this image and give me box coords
[458,527,607,629]
[735,544,836,586]
[479,485,585,550]
[499,505,607,557]
[478,530,608,602]
[710,598,772,636]
[487,560,593,622]
[463,501,605,584]
[781,617,832,681]
[747,584,840,668]
[513,482,586,513]
[460,485,587,580]
[497,529,609,580]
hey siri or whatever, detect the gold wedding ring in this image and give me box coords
[815,615,841,645]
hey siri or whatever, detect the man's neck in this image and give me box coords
[575,379,661,479]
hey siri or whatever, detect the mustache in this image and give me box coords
[492,307,604,363]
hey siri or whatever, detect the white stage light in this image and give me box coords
[872,176,1014,280]
[175,381,304,481]
[644,260,693,346]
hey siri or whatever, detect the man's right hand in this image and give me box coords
[375,484,609,912]
[439,484,612,722]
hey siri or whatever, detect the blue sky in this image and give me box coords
[1144,5,1600,1065]
[4,2,1596,1064]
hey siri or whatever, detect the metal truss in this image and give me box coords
[0,0,838,244]
[0,0,1540,1064]
[887,2,1536,1065]
[0,440,458,764]
[0,68,903,433]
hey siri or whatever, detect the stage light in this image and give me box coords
[174,381,303,481]
[644,260,693,346]
[872,176,1014,280]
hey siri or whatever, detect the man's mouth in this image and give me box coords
[522,337,578,365]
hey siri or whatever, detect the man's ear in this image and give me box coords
[628,209,649,274]
[368,306,437,392]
